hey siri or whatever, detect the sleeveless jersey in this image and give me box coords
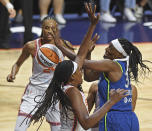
[29,38,64,88]
[61,85,90,131]
[98,60,132,111]
[98,60,139,131]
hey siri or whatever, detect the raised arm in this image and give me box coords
[73,3,100,68]
[53,3,100,65]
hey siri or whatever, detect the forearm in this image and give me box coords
[11,64,20,76]
[57,44,76,60]
[84,53,92,81]
[76,24,96,60]
[81,99,115,129]
[0,0,8,5]
[0,0,13,8]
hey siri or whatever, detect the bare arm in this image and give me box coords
[131,84,138,111]
[87,82,98,112]
[53,3,100,68]
[0,0,16,18]
[84,45,100,82]
[0,0,9,5]
[84,59,122,82]
[67,87,128,130]
[7,42,33,82]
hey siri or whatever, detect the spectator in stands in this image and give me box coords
[21,0,33,44]
[39,0,66,24]
[100,0,137,23]
[135,0,148,19]
[0,0,16,49]
[0,0,16,18]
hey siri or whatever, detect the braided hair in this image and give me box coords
[118,38,151,82]
[28,60,81,128]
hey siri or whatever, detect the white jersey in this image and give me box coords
[29,38,64,88]
[61,85,91,131]
[19,38,64,124]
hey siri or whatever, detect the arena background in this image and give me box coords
[0,0,152,130]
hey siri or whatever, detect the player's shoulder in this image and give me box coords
[24,40,36,50]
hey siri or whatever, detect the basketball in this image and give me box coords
[37,44,63,68]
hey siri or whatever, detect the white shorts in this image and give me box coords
[19,83,60,123]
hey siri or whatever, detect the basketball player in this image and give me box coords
[28,3,128,130]
[83,38,152,131]
[6,16,74,131]
[87,82,138,131]
[55,36,152,130]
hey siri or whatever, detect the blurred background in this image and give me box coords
[0,0,152,49]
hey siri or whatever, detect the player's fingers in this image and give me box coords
[92,34,100,42]
[88,3,93,14]
[93,5,96,14]
[84,3,89,14]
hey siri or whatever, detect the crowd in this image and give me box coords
[0,0,152,49]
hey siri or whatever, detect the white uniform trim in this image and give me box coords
[72,61,78,74]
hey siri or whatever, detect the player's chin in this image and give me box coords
[47,37,53,41]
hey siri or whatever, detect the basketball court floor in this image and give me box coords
[0,13,152,130]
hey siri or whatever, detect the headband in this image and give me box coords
[72,61,78,74]
[111,39,127,56]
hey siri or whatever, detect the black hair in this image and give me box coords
[27,60,81,128]
[41,16,56,25]
[118,38,151,82]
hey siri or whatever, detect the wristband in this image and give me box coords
[6,2,14,9]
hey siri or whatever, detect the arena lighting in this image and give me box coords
[10,26,42,36]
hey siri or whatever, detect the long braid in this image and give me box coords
[28,60,75,126]
[119,38,151,82]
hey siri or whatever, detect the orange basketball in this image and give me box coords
[37,44,63,68]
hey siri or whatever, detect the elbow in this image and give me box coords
[79,118,92,130]
[81,123,90,130]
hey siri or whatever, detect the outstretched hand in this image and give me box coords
[88,33,100,53]
[85,2,100,25]
[109,88,129,104]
